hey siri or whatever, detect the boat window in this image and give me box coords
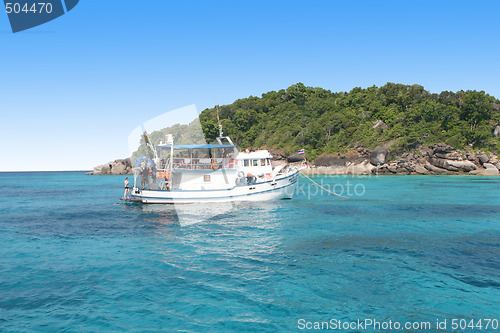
[204,175,210,182]
[252,160,258,166]
[244,160,249,167]
[260,159,266,166]
[266,158,271,165]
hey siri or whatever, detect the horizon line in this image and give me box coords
[0,170,92,173]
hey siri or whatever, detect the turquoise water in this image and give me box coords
[0,172,499,332]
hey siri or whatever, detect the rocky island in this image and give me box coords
[88,142,499,176]
[86,158,132,175]
[300,143,499,176]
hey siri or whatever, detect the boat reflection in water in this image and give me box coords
[124,199,287,228]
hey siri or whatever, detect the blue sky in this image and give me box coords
[1,0,499,171]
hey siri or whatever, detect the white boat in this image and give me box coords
[130,135,303,204]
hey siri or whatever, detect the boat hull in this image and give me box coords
[132,170,300,204]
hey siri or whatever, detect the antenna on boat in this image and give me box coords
[216,105,223,137]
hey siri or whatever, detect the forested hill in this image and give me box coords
[199,83,500,160]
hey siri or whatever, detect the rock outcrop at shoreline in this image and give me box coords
[88,144,500,176]
[300,143,500,176]
[370,147,389,165]
[86,158,133,175]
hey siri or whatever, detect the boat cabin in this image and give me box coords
[235,150,273,175]
[133,135,277,191]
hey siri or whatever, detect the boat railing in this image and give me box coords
[171,157,236,170]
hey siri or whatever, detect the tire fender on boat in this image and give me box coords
[246,173,256,185]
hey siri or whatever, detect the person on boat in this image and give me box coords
[141,166,149,189]
[123,177,130,199]
[150,165,157,189]
[178,159,186,169]
[208,149,215,170]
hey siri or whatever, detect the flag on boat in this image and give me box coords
[143,131,151,144]
[297,149,305,154]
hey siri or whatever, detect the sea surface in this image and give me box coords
[0,172,499,332]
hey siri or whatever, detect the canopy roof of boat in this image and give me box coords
[156,143,236,150]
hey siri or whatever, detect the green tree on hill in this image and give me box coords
[199,83,499,158]
[133,83,500,160]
